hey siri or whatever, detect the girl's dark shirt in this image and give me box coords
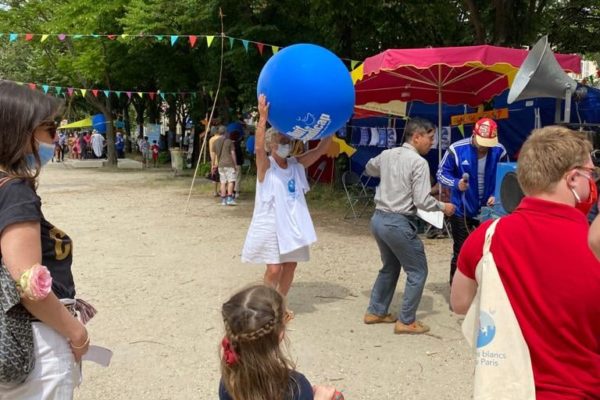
[219,371,313,400]
[0,177,75,298]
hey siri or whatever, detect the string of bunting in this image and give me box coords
[0,32,361,69]
[9,80,213,100]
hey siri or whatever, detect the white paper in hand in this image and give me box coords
[416,209,444,229]
[82,346,113,367]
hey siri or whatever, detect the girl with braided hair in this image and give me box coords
[219,285,342,400]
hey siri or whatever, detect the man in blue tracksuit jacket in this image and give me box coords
[436,118,508,283]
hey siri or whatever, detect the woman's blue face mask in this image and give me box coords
[26,140,54,168]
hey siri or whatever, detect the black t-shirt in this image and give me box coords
[0,178,75,299]
[219,371,313,400]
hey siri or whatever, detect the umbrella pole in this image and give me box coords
[438,86,443,201]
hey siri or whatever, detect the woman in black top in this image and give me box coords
[0,81,91,398]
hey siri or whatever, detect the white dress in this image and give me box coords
[242,157,316,264]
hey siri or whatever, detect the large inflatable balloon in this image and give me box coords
[257,44,355,141]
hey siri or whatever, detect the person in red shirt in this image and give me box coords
[151,140,159,168]
[452,126,600,399]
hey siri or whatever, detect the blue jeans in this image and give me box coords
[367,210,428,324]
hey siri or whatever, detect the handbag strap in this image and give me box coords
[483,218,501,255]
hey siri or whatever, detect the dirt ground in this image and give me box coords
[37,162,474,400]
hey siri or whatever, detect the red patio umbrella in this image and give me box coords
[353,44,581,160]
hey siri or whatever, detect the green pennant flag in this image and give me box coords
[73,34,83,39]
[42,84,49,94]
[155,35,164,41]
[170,35,178,46]
[206,35,215,47]
[55,86,63,95]
[351,60,359,70]
[458,124,465,137]
[9,33,18,42]
[92,34,100,38]
[80,89,87,97]
[209,90,214,99]
[104,90,110,97]
[160,92,165,100]
[241,40,249,52]
[116,91,122,97]
[228,37,234,49]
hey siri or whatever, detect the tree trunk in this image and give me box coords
[124,104,132,153]
[462,0,486,44]
[104,110,117,166]
[133,99,145,139]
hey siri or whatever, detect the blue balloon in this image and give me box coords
[257,43,355,141]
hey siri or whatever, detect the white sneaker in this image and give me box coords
[226,198,237,206]
[220,198,227,206]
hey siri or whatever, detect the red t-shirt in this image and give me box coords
[151,144,159,158]
[458,197,600,399]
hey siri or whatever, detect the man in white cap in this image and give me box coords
[437,118,508,284]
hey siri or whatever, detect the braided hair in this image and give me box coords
[220,285,295,400]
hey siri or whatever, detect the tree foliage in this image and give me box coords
[0,0,597,164]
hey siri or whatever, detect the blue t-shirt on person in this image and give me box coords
[219,371,313,400]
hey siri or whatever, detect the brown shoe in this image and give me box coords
[364,313,397,324]
[394,320,430,334]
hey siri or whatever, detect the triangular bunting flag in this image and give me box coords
[28,83,36,90]
[256,43,264,55]
[155,35,164,41]
[92,89,99,97]
[206,35,214,47]
[229,37,234,49]
[9,33,18,42]
[15,81,23,85]
[159,93,165,100]
[115,91,122,97]
[42,85,49,94]
[170,35,178,46]
[209,90,214,99]
[67,88,74,97]
[188,35,197,48]
[25,33,33,41]
[351,60,359,70]
[107,35,117,40]
[241,40,249,52]
[126,91,132,99]
[55,86,63,95]
[41,34,49,42]
[104,90,110,97]
[58,34,66,41]
[137,92,143,98]
[272,46,279,54]
[92,34,100,38]
[121,34,129,39]
[80,89,87,97]
[458,124,465,137]
[149,92,156,100]
[73,34,83,39]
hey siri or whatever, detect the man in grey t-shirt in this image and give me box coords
[363,117,455,335]
[214,127,238,206]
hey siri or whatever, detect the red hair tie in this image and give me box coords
[221,337,239,366]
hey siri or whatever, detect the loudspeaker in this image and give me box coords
[508,36,577,123]
[494,162,525,215]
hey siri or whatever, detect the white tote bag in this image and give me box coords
[462,219,536,400]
